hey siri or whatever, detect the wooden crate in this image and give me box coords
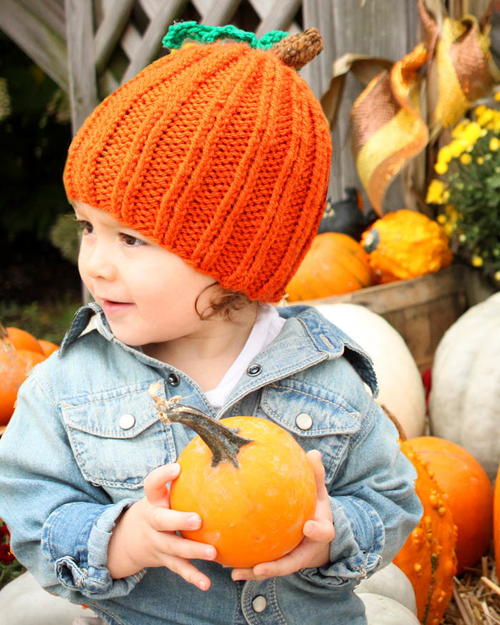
[297,265,470,372]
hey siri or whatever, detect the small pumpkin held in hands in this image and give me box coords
[149,384,317,568]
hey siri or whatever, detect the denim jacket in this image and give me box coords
[0,303,421,625]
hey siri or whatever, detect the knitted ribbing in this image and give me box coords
[63,29,332,302]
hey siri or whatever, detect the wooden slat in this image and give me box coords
[297,265,466,314]
[255,0,302,35]
[303,0,336,99]
[95,0,135,73]
[21,0,66,40]
[65,0,98,132]
[122,0,190,82]
[0,0,68,91]
[201,0,241,25]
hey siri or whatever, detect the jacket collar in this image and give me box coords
[59,303,378,396]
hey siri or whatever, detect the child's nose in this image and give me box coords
[83,244,117,281]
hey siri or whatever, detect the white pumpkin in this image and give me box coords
[0,571,95,624]
[355,563,417,615]
[358,593,421,625]
[315,304,426,438]
[429,292,500,480]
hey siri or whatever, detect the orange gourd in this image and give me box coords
[494,463,500,582]
[286,232,373,301]
[38,339,59,357]
[405,436,493,574]
[394,441,457,625]
[361,210,452,283]
[0,346,45,425]
[4,327,44,354]
[150,386,316,568]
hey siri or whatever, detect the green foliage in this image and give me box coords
[0,32,71,240]
[50,212,80,265]
[0,297,81,344]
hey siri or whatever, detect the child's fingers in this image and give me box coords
[306,450,333,523]
[162,553,212,591]
[150,507,202,533]
[155,531,217,563]
[303,518,335,543]
[144,463,180,507]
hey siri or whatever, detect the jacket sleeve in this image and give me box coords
[0,367,144,602]
[299,401,422,587]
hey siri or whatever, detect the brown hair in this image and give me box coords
[195,283,256,320]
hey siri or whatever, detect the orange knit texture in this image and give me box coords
[63,41,332,302]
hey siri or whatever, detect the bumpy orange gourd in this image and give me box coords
[4,327,44,354]
[286,232,373,301]
[394,441,457,625]
[150,388,316,568]
[494,463,500,582]
[361,210,452,283]
[406,436,493,574]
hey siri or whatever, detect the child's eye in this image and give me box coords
[120,233,145,247]
[76,219,93,235]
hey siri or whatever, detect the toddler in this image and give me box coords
[0,22,422,625]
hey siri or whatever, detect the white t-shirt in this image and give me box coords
[204,305,286,409]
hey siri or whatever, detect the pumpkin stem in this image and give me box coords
[149,383,253,467]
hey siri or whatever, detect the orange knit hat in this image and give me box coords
[63,22,332,302]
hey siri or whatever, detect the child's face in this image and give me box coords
[75,202,217,347]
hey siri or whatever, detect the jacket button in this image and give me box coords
[247,364,262,376]
[296,412,313,430]
[252,595,267,612]
[119,414,136,430]
[167,373,180,386]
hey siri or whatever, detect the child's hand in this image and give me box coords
[107,463,216,591]
[231,450,334,581]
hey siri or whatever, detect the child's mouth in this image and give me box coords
[100,299,134,316]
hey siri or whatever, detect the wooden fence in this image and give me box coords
[0,0,495,203]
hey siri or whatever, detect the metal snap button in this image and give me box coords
[295,412,313,430]
[167,373,180,387]
[119,414,136,430]
[252,595,267,612]
[247,364,262,376]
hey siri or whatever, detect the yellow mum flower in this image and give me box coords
[477,156,485,165]
[426,179,447,204]
[495,270,500,282]
[489,137,500,151]
[460,153,472,165]
[462,122,483,146]
[434,161,448,175]
[471,255,483,267]
[495,91,500,102]
[451,120,469,139]
[438,145,453,163]
[476,109,494,127]
[448,139,467,158]
[437,214,447,224]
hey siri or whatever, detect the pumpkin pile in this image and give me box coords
[286,200,453,302]
[0,325,58,426]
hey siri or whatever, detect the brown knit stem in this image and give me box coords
[149,383,253,467]
[270,28,323,70]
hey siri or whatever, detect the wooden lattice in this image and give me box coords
[0,0,424,199]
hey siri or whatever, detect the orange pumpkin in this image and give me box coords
[0,347,46,425]
[405,436,493,574]
[494,463,500,582]
[4,327,44,354]
[150,387,316,568]
[286,232,373,301]
[394,441,457,625]
[38,339,59,357]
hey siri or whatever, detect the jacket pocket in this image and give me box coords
[60,381,176,490]
[259,379,362,483]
